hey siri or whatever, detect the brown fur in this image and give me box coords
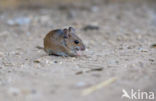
[44,27,85,57]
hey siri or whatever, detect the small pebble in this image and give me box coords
[34,60,40,63]
[138,47,148,52]
[149,59,154,62]
[88,67,103,72]
[36,46,43,49]
[75,71,83,75]
[83,25,99,31]
[151,44,156,48]
[127,46,133,49]
[54,61,58,63]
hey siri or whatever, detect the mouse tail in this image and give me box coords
[36,46,44,50]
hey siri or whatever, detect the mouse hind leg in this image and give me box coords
[55,52,68,57]
[45,48,68,56]
[44,48,54,55]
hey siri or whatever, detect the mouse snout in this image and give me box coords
[80,45,85,51]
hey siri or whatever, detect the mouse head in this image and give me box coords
[63,27,85,51]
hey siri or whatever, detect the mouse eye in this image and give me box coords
[74,40,79,44]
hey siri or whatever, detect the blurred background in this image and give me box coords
[0,0,155,9]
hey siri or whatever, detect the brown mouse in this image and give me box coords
[44,27,85,57]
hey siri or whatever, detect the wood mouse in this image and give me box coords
[44,27,85,57]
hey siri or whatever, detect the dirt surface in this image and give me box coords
[0,1,156,101]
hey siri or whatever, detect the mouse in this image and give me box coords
[44,27,85,57]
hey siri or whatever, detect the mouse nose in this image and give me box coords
[81,46,85,51]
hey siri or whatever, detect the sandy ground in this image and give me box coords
[0,0,156,101]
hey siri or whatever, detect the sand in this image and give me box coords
[0,0,156,101]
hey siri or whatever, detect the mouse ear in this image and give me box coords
[69,27,75,33]
[63,28,69,38]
